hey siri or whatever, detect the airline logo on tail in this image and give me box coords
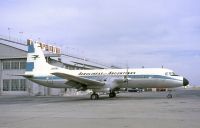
[32,55,39,60]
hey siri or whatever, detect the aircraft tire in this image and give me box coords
[109,92,116,98]
[90,94,99,100]
[167,94,173,99]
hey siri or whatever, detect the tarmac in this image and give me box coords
[0,89,200,128]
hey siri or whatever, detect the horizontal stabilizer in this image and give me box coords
[9,74,33,78]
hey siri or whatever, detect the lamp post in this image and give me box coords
[19,31,23,42]
[8,27,11,39]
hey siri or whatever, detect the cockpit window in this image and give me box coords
[170,72,178,76]
[165,72,178,76]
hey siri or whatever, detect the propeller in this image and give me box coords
[124,64,129,86]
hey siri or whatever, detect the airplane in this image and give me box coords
[22,42,189,100]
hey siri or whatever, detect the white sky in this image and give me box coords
[0,0,200,85]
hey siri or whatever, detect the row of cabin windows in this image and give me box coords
[65,65,85,70]
[2,61,26,70]
[3,79,27,91]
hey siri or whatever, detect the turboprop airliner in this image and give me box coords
[22,42,189,100]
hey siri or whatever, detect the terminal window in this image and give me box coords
[11,62,20,69]
[3,61,10,69]
[20,61,26,69]
[2,60,26,70]
[11,79,19,91]
[3,79,27,91]
[3,80,10,91]
[20,79,26,91]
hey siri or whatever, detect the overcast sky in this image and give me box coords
[0,0,200,85]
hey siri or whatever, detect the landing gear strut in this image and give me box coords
[109,91,116,98]
[167,93,173,98]
[90,93,99,100]
[167,90,173,99]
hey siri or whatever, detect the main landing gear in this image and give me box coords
[109,91,116,98]
[90,93,99,100]
[90,91,117,100]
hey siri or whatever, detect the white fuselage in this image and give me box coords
[28,68,184,91]
[25,42,188,93]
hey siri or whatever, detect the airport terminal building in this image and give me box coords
[0,36,112,96]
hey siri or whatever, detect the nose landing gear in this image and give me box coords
[167,93,173,98]
[167,90,173,98]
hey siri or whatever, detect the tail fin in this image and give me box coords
[25,42,52,76]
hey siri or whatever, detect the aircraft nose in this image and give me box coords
[183,77,189,86]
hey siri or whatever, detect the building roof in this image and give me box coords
[0,35,27,52]
[0,35,114,69]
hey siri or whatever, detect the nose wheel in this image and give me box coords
[167,93,173,98]
[166,90,173,98]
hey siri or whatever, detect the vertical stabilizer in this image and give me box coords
[25,42,51,76]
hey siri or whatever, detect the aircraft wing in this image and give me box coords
[52,72,105,87]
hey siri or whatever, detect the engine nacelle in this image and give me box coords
[104,78,121,90]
